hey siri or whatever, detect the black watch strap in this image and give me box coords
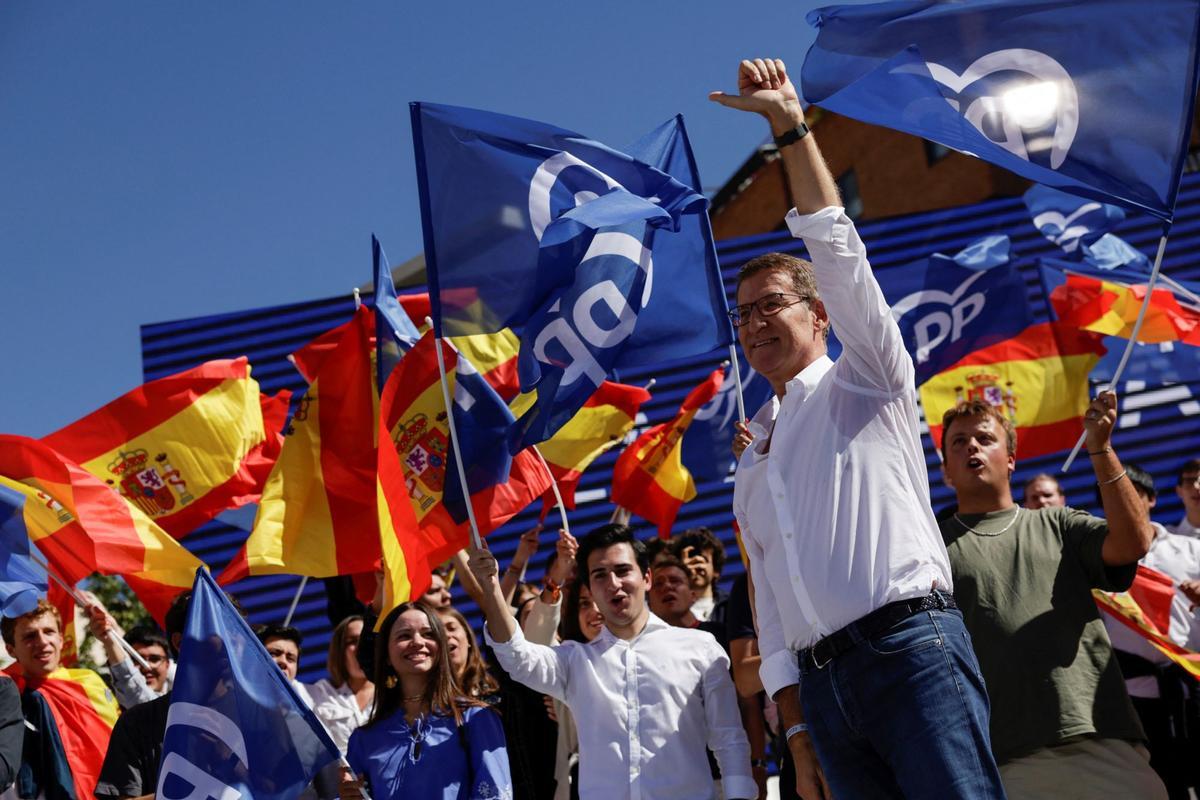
[773,121,810,148]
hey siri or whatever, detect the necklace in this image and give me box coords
[954,506,1020,537]
[402,693,424,702]
[408,714,428,762]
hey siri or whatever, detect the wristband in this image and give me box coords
[543,577,562,603]
[1087,446,1112,456]
[773,122,810,149]
[785,723,808,740]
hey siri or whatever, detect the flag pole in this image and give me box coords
[282,576,308,627]
[427,321,484,550]
[728,345,746,422]
[26,550,154,672]
[530,446,571,537]
[1061,230,1171,472]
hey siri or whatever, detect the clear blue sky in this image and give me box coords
[0,2,849,437]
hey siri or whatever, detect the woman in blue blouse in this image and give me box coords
[340,601,512,800]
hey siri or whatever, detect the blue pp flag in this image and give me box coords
[883,235,1032,384]
[801,0,1200,222]
[373,234,422,389]
[411,103,734,451]
[0,484,46,618]
[681,359,773,484]
[1023,185,1150,271]
[157,568,339,800]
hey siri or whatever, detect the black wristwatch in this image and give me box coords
[773,121,810,149]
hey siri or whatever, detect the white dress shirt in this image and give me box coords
[1170,515,1200,538]
[1104,522,1200,698]
[486,613,754,800]
[308,679,372,754]
[733,206,954,700]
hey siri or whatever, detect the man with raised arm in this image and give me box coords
[468,524,755,800]
[938,396,1164,798]
[711,58,1004,799]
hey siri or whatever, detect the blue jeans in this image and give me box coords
[798,604,1006,799]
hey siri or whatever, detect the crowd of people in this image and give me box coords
[2,57,1200,800]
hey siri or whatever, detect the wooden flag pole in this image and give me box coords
[427,320,484,550]
[26,550,154,673]
[1061,230,1171,472]
[282,576,308,627]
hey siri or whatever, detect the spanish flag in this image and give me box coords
[4,664,118,800]
[41,358,289,539]
[538,381,652,514]
[1050,273,1200,344]
[1094,566,1200,680]
[379,331,551,577]
[223,307,379,583]
[611,369,723,538]
[920,322,1106,460]
[0,437,203,622]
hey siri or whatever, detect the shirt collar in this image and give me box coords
[596,611,668,646]
[783,355,834,403]
[1175,516,1200,537]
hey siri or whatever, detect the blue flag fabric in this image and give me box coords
[1023,185,1150,271]
[441,347,519,521]
[373,234,422,390]
[411,103,734,451]
[801,0,1200,222]
[883,235,1032,384]
[681,360,774,484]
[158,568,339,800]
[0,484,46,618]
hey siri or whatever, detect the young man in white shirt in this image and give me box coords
[468,524,755,800]
[711,57,1004,799]
[1169,458,1200,537]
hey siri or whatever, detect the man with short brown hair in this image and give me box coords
[3,599,118,800]
[939,391,1165,798]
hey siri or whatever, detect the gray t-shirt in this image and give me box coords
[940,505,1144,763]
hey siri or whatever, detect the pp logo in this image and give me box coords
[526,153,656,387]
[891,272,988,365]
[924,48,1078,168]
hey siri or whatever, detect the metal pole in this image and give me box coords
[1061,231,1170,472]
[728,345,747,422]
[531,446,571,537]
[428,322,484,550]
[282,576,308,627]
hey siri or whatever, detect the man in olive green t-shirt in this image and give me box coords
[938,392,1166,800]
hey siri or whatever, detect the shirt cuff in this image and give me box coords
[759,648,800,702]
[483,622,526,650]
[722,775,759,800]
[784,206,847,242]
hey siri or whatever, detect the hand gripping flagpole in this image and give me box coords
[427,319,484,551]
[26,549,154,672]
[1061,229,1171,472]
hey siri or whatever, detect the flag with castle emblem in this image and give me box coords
[41,358,289,538]
[920,322,1106,459]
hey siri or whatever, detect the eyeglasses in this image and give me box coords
[728,292,809,328]
[139,655,167,665]
[1180,475,1200,488]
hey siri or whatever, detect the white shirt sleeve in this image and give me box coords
[786,206,914,395]
[701,641,756,799]
[108,657,158,709]
[483,625,569,702]
[735,502,799,700]
[522,596,562,646]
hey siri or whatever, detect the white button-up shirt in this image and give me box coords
[486,614,754,800]
[1105,521,1200,698]
[733,206,954,700]
[1170,515,1200,538]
